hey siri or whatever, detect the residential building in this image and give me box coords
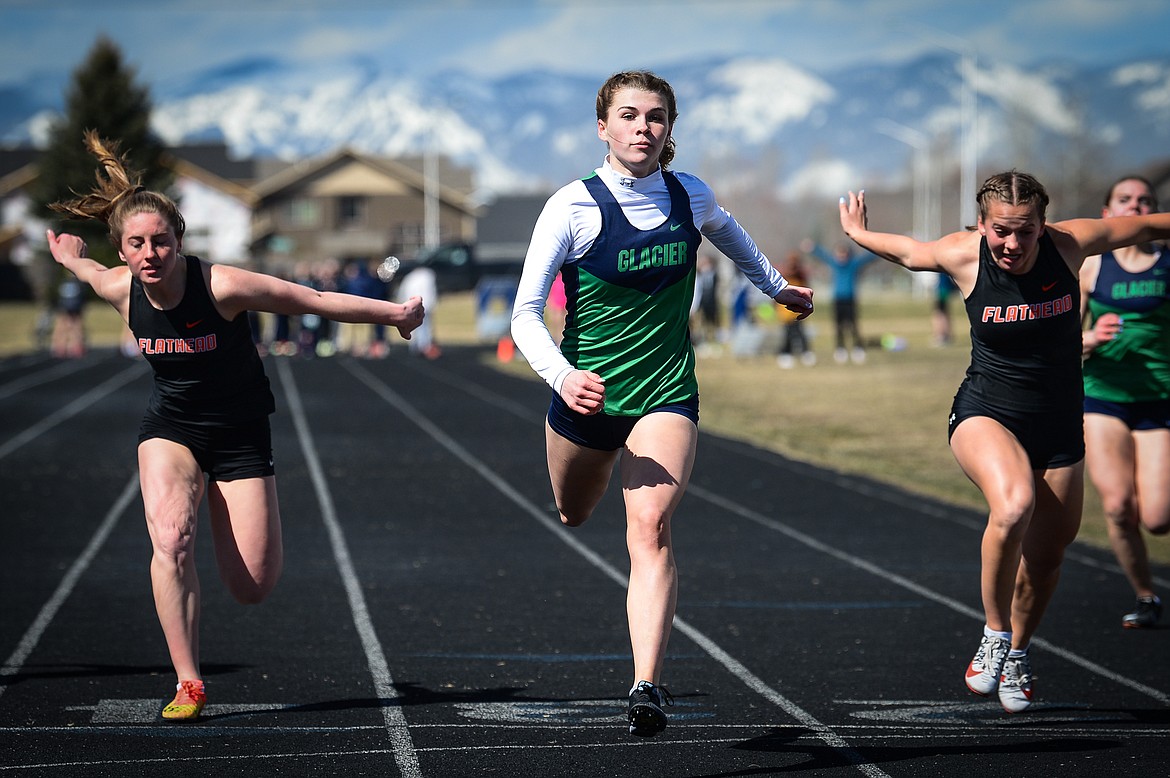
[249,147,480,274]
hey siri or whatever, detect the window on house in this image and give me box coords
[285,199,321,228]
[394,223,425,256]
[338,196,367,228]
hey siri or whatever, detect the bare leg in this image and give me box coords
[1132,429,1170,592]
[544,421,621,527]
[621,412,697,686]
[1011,462,1083,647]
[207,475,283,604]
[1086,415,1150,596]
[950,418,1036,632]
[138,438,206,682]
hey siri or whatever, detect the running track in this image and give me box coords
[1,346,1167,777]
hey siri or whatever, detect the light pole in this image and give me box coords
[423,141,440,250]
[876,118,941,299]
[957,48,978,228]
[875,118,938,240]
[908,24,978,229]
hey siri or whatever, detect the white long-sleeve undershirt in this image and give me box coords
[510,160,789,393]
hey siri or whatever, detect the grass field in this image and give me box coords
[2,292,1166,565]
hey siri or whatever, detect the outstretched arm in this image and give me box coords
[838,191,980,276]
[801,240,833,266]
[1052,212,1170,259]
[45,229,131,317]
[838,191,939,271]
[702,215,814,319]
[209,264,424,340]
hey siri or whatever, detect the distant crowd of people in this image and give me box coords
[232,257,438,360]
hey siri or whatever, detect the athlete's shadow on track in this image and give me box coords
[0,662,248,686]
[199,683,581,720]
[698,724,1149,775]
[200,682,690,721]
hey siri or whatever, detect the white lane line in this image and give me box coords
[0,362,146,461]
[687,483,1170,706]
[0,353,57,379]
[0,472,139,705]
[407,360,1169,589]
[0,357,96,402]
[275,359,422,778]
[4,721,1164,738]
[0,726,1159,774]
[702,435,1170,589]
[386,358,1169,706]
[343,359,890,778]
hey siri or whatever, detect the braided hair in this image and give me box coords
[976,170,1050,224]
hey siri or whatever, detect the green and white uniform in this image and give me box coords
[1084,248,1170,403]
[511,160,789,414]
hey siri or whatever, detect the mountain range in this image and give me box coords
[3,51,1169,204]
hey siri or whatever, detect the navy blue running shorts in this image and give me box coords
[138,411,276,481]
[948,393,1084,469]
[1084,396,1170,431]
[547,393,699,452]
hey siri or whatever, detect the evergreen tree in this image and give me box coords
[32,35,172,272]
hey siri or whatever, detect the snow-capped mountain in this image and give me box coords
[4,52,1169,202]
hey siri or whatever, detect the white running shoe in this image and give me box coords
[965,634,1010,696]
[998,653,1034,713]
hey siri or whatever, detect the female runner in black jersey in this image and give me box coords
[839,170,1170,713]
[45,131,425,721]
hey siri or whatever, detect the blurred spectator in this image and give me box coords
[776,251,815,368]
[338,258,387,357]
[690,253,721,354]
[932,272,958,347]
[547,271,568,345]
[398,266,441,359]
[51,274,86,358]
[802,238,878,364]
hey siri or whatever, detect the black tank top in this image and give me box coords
[129,256,274,422]
[961,232,1083,413]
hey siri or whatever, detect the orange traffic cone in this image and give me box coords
[497,336,515,362]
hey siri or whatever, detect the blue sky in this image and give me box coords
[2,0,1169,91]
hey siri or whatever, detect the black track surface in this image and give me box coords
[2,347,1166,777]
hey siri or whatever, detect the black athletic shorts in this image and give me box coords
[547,393,699,452]
[1084,396,1170,431]
[948,391,1084,469]
[138,411,275,481]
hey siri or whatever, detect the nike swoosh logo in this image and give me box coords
[185,319,203,329]
[1041,282,1058,292]
[669,223,682,231]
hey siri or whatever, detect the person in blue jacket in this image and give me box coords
[802,238,878,363]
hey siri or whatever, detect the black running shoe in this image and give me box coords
[628,681,673,737]
[1123,595,1162,629]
